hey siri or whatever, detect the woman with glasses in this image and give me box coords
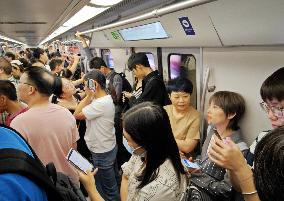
[208,67,284,201]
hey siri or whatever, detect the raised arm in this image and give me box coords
[208,137,260,201]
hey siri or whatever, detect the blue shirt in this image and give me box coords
[0,126,48,201]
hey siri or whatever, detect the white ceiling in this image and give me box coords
[0,0,86,46]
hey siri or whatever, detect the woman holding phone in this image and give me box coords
[188,91,248,200]
[80,102,187,201]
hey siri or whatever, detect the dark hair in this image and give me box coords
[122,102,185,188]
[254,127,284,201]
[11,63,25,73]
[25,49,32,60]
[127,52,150,71]
[18,58,31,69]
[209,91,245,130]
[167,77,193,94]
[260,67,284,102]
[49,59,63,71]
[49,51,62,59]
[24,67,61,97]
[0,56,12,75]
[84,69,106,90]
[5,52,15,60]
[0,80,17,100]
[32,47,45,59]
[58,68,73,79]
[19,50,25,56]
[89,57,107,69]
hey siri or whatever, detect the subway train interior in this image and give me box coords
[1,0,284,200]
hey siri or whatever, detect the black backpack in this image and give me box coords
[108,72,132,105]
[0,125,86,201]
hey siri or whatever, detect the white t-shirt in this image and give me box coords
[82,95,116,153]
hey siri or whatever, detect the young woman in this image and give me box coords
[31,48,49,68]
[78,102,187,201]
[51,77,90,160]
[189,91,248,200]
[120,102,187,201]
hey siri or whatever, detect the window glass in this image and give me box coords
[145,53,156,70]
[101,49,114,68]
[168,53,197,108]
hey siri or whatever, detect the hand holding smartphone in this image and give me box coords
[87,79,96,91]
[181,159,200,170]
[66,148,94,174]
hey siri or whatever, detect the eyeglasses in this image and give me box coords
[260,102,284,118]
[19,81,32,86]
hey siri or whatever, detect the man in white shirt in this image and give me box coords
[74,69,119,201]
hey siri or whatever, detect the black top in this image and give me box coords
[130,70,170,106]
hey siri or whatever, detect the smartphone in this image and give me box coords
[87,79,96,91]
[66,148,94,174]
[213,127,222,140]
[181,159,200,169]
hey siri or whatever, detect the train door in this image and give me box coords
[162,48,202,110]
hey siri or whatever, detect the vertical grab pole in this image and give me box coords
[199,67,210,149]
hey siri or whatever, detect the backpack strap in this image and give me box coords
[0,148,62,200]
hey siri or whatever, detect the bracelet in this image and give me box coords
[242,190,258,195]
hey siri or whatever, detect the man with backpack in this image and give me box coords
[0,125,89,201]
[0,125,48,201]
[10,67,80,186]
[89,57,132,170]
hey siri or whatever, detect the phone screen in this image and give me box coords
[66,148,94,173]
[87,79,96,91]
[181,159,200,169]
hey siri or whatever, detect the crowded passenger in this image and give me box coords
[18,57,31,68]
[165,77,200,155]
[0,56,17,86]
[49,58,64,75]
[4,51,16,62]
[89,56,132,170]
[0,80,28,126]
[122,75,143,105]
[51,76,90,160]
[31,47,49,69]
[10,67,80,185]
[11,59,24,82]
[208,67,284,201]
[125,52,170,106]
[188,91,247,200]
[74,69,120,201]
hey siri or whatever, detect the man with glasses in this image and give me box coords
[246,67,284,166]
[10,67,80,186]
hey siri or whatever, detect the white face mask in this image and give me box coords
[122,136,143,155]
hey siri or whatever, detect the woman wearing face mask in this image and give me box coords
[120,102,187,201]
[78,102,187,201]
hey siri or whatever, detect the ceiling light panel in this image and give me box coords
[90,0,123,6]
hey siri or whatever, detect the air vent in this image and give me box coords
[15,31,36,34]
[0,22,47,24]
